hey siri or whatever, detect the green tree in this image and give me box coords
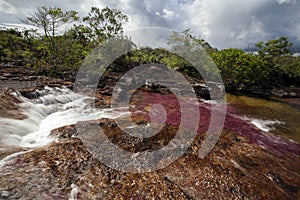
[168,29,217,54]
[256,36,292,57]
[66,24,94,46]
[255,37,298,85]
[211,49,271,90]
[0,28,36,66]
[21,6,79,74]
[167,29,218,79]
[21,6,79,38]
[274,55,300,80]
[83,7,128,42]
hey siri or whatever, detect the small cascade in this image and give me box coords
[0,86,128,148]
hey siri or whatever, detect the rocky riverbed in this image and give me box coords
[1,117,299,199]
[0,65,300,199]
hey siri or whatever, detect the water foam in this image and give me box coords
[250,119,284,132]
[0,87,128,148]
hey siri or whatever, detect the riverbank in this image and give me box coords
[1,118,300,199]
[0,65,300,199]
[2,64,300,100]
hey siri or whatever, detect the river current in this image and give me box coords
[0,86,299,151]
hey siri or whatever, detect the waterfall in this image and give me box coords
[0,86,128,148]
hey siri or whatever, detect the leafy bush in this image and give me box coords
[211,49,273,90]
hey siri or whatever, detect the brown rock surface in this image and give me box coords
[1,65,300,199]
[1,118,299,199]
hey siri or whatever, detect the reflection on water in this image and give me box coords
[226,94,300,143]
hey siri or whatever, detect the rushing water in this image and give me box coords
[0,87,128,148]
[226,94,300,143]
[0,87,299,150]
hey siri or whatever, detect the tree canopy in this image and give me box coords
[83,6,128,42]
[21,6,79,37]
[256,36,292,57]
[0,6,299,91]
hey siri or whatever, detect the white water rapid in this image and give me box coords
[0,86,128,148]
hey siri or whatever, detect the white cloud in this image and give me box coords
[0,1,17,14]
[162,8,175,20]
[276,0,296,5]
[182,0,270,48]
[181,0,300,48]
[0,0,299,49]
[2,23,33,29]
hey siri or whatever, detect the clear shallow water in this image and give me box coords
[226,94,300,143]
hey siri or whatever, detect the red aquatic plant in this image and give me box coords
[129,91,300,156]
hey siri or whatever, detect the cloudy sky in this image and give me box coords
[1,0,299,49]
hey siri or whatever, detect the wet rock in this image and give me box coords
[193,84,210,99]
[1,190,10,198]
[1,65,300,199]
[0,92,26,119]
[272,87,300,98]
[0,76,8,80]
[1,116,299,199]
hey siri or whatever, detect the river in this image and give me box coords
[0,86,299,199]
[0,86,299,149]
[0,86,128,148]
[226,94,300,143]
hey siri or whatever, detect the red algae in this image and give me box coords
[129,91,300,156]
